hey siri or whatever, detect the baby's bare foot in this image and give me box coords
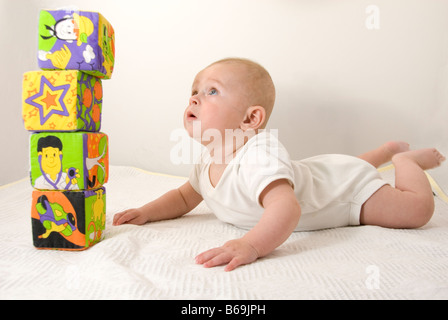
[393,148,446,170]
[383,141,410,157]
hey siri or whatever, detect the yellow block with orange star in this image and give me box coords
[22,70,102,132]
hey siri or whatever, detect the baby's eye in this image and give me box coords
[191,90,198,96]
[208,88,218,95]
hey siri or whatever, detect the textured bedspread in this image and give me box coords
[1,165,447,299]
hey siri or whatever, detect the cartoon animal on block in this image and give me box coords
[35,195,77,239]
[38,9,115,79]
[31,187,106,250]
[90,188,106,242]
[30,132,109,190]
[22,70,102,132]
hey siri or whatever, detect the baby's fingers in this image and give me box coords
[204,253,233,269]
[113,209,140,225]
[195,248,230,267]
[195,248,221,264]
[197,252,247,271]
[112,210,128,225]
[224,259,239,272]
[195,249,247,271]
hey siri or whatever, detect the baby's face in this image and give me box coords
[184,62,250,145]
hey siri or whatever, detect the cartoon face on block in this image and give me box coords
[32,134,81,191]
[38,10,115,79]
[38,136,63,182]
[30,132,108,191]
[52,16,78,42]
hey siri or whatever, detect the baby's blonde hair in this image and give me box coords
[208,58,276,128]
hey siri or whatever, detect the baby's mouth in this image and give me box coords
[186,111,197,121]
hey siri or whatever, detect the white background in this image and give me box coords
[1,0,447,185]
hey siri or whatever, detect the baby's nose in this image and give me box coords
[189,94,199,106]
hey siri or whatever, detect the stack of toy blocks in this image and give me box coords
[22,9,115,250]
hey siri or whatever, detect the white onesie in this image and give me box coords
[189,131,388,231]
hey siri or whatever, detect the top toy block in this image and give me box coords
[38,9,115,79]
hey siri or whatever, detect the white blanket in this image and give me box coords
[1,165,447,299]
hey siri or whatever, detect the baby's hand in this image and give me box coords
[113,208,148,226]
[195,239,259,272]
[46,45,72,69]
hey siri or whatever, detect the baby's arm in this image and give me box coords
[195,179,301,271]
[113,181,203,226]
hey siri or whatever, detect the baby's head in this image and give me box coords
[184,58,275,141]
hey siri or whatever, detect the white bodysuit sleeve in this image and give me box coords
[238,132,295,206]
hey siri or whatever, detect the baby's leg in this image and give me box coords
[358,141,409,168]
[360,148,445,228]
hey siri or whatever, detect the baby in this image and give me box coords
[113,58,445,271]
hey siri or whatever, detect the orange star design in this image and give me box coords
[65,73,75,83]
[41,91,58,110]
[28,108,39,119]
[27,88,38,98]
[47,76,57,85]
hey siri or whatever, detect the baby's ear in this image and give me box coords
[241,106,266,131]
